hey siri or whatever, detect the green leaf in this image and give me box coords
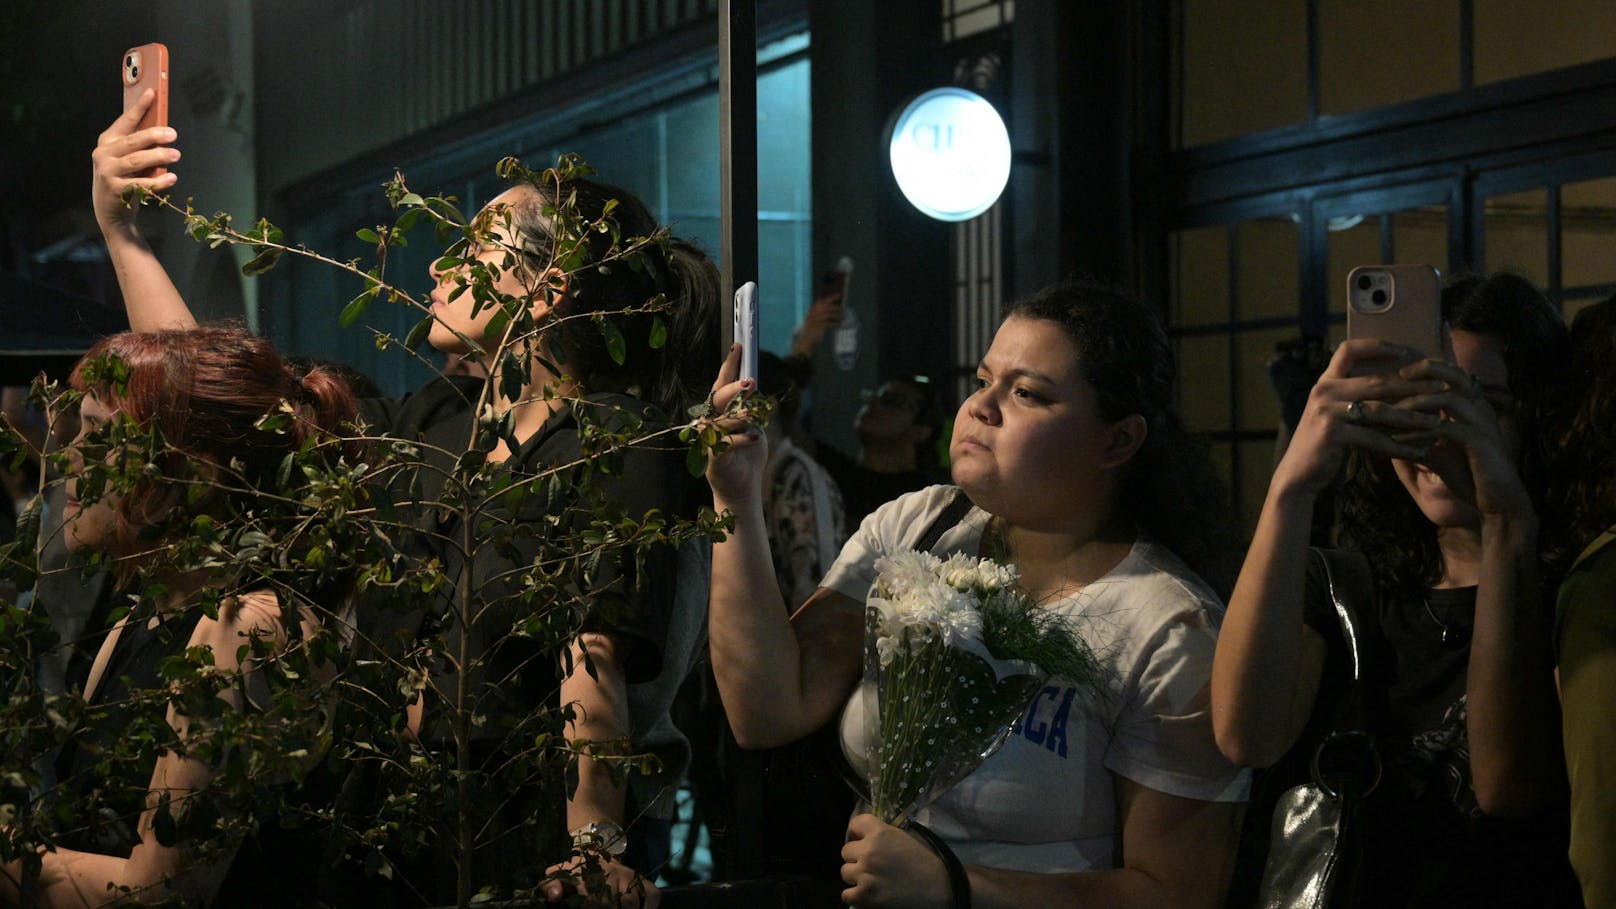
[152,792,178,847]
[649,316,668,349]
[339,290,372,328]
[686,442,707,478]
[404,317,433,352]
[356,227,381,244]
[499,352,525,403]
[599,319,626,366]
[241,247,283,277]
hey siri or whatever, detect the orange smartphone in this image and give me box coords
[1346,264,1443,369]
[121,43,169,173]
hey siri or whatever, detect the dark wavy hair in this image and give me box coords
[1008,280,1239,594]
[1544,294,1616,571]
[1337,273,1567,600]
[505,178,720,417]
[70,326,366,561]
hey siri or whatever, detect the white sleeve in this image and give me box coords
[1102,586,1250,803]
[819,485,958,602]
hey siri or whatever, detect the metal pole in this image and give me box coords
[719,0,758,349]
[715,0,761,882]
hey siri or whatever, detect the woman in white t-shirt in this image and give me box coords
[705,281,1248,908]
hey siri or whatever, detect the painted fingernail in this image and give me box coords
[740,378,755,389]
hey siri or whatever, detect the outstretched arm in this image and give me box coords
[1213,339,1439,767]
[705,344,862,749]
[91,89,197,332]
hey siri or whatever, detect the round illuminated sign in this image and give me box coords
[888,88,1012,222]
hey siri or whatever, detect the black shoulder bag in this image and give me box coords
[1253,548,1381,909]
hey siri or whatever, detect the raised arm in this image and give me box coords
[705,345,862,749]
[90,89,197,332]
[1212,339,1439,766]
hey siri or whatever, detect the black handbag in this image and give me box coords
[1252,548,1382,909]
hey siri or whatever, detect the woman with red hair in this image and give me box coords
[4,326,363,907]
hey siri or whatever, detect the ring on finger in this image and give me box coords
[1343,400,1366,423]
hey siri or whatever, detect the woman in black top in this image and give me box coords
[91,92,718,906]
[1213,273,1580,906]
[15,326,363,908]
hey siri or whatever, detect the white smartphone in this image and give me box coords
[733,281,759,384]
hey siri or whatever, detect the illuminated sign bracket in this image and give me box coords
[887,87,1013,223]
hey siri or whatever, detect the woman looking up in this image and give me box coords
[706,281,1247,908]
[91,91,718,906]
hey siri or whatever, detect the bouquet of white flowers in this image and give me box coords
[854,549,1099,825]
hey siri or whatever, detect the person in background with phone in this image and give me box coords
[91,90,720,907]
[1212,273,1582,906]
[1542,294,1616,909]
[781,268,945,525]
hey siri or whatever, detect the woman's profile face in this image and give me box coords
[950,315,1128,532]
[1392,329,1521,529]
[63,393,122,554]
[426,186,546,356]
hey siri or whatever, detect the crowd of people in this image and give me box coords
[0,86,1611,909]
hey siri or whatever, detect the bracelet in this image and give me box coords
[904,819,971,909]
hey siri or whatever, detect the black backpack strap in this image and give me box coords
[914,488,975,554]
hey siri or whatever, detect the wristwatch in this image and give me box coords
[569,820,628,857]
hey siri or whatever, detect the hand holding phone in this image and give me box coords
[121,43,170,176]
[1345,264,1443,371]
[734,281,760,384]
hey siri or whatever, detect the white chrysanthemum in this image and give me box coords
[873,550,943,600]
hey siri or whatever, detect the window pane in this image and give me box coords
[1475,0,1616,84]
[1171,227,1231,328]
[1562,176,1616,290]
[1483,189,1549,286]
[1237,328,1293,432]
[1178,0,1307,146]
[1177,335,1232,433]
[1318,0,1460,115]
[1237,217,1300,321]
[1327,215,1383,319]
[1391,205,1449,272]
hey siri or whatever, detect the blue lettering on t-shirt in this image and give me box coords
[1016,685,1076,758]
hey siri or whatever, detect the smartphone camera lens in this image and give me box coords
[1371,289,1387,305]
[1356,275,1373,291]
